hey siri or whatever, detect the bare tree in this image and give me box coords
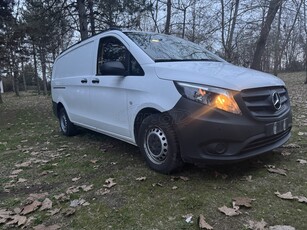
[77,0,88,40]
[221,0,240,61]
[88,0,96,35]
[165,0,172,34]
[251,0,282,71]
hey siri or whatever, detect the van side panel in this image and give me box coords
[52,41,95,124]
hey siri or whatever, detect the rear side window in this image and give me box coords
[97,36,144,76]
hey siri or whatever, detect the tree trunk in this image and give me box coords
[40,47,48,95]
[165,0,171,34]
[251,0,282,71]
[33,43,41,95]
[191,0,196,42]
[88,0,95,36]
[77,0,88,40]
[21,58,27,92]
[0,77,3,104]
[273,1,282,76]
[225,0,240,61]
[10,48,19,96]
[182,8,186,38]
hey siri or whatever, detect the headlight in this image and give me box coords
[175,82,241,115]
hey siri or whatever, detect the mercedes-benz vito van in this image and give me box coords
[51,29,292,173]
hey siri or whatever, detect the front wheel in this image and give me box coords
[59,108,77,136]
[138,114,183,174]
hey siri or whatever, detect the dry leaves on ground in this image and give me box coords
[275,191,307,204]
[233,197,255,208]
[33,224,61,230]
[103,178,117,188]
[136,177,147,181]
[198,214,213,229]
[218,205,241,216]
[245,219,267,230]
[297,159,307,164]
[266,165,287,176]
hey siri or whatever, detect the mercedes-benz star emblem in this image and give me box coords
[272,92,281,110]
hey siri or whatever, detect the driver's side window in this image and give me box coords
[97,36,144,76]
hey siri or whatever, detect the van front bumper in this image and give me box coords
[167,97,292,164]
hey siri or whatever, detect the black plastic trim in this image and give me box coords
[167,96,292,164]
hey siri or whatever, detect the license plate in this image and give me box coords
[266,118,288,136]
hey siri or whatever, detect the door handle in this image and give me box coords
[92,78,100,84]
[81,78,88,83]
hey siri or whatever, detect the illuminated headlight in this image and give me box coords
[175,82,241,115]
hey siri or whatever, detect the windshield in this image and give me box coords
[125,32,222,62]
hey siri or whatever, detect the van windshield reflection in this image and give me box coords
[125,32,222,63]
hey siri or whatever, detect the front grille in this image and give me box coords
[241,128,291,153]
[240,87,290,120]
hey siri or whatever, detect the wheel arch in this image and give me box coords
[133,107,161,145]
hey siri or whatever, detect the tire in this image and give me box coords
[58,108,77,136]
[138,114,184,174]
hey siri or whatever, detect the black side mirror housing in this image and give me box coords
[100,61,126,76]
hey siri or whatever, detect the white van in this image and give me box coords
[51,29,292,173]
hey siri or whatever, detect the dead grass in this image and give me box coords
[0,72,306,229]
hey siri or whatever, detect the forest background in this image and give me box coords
[0,0,307,102]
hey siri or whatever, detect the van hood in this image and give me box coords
[154,62,284,91]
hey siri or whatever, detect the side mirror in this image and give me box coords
[100,61,126,76]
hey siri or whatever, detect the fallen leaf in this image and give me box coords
[152,183,163,187]
[81,184,94,192]
[47,208,61,216]
[297,159,307,164]
[172,186,178,190]
[54,193,70,201]
[296,196,307,203]
[267,168,287,176]
[62,208,76,217]
[198,214,213,229]
[72,177,81,182]
[282,143,300,148]
[66,186,80,194]
[103,178,116,188]
[244,175,253,182]
[233,197,255,208]
[298,132,307,136]
[15,161,32,168]
[281,151,291,156]
[13,208,21,214]
[39,198,52,211]
[218,205,241,216]
[246,219,267,230]
[20,200,42,215]
[17,178,27,183]
[33,224,61,230]
[180,176,190,181]
[5,215,27,227]
[11,169,23,175]
[90,160,98,164]
[95,188,110,196]
[136,177,147,181]
[269,225,295,230]
[27,193,49,202]
[182,213,193,223]
[275,191,296,200]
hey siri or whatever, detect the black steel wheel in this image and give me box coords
[59,108,77,136]
[138,114,183,174]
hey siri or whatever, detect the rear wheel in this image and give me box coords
[138,114,183,174]
[59,108,77,136]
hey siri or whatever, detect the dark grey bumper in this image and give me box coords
[167,97,292,164]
